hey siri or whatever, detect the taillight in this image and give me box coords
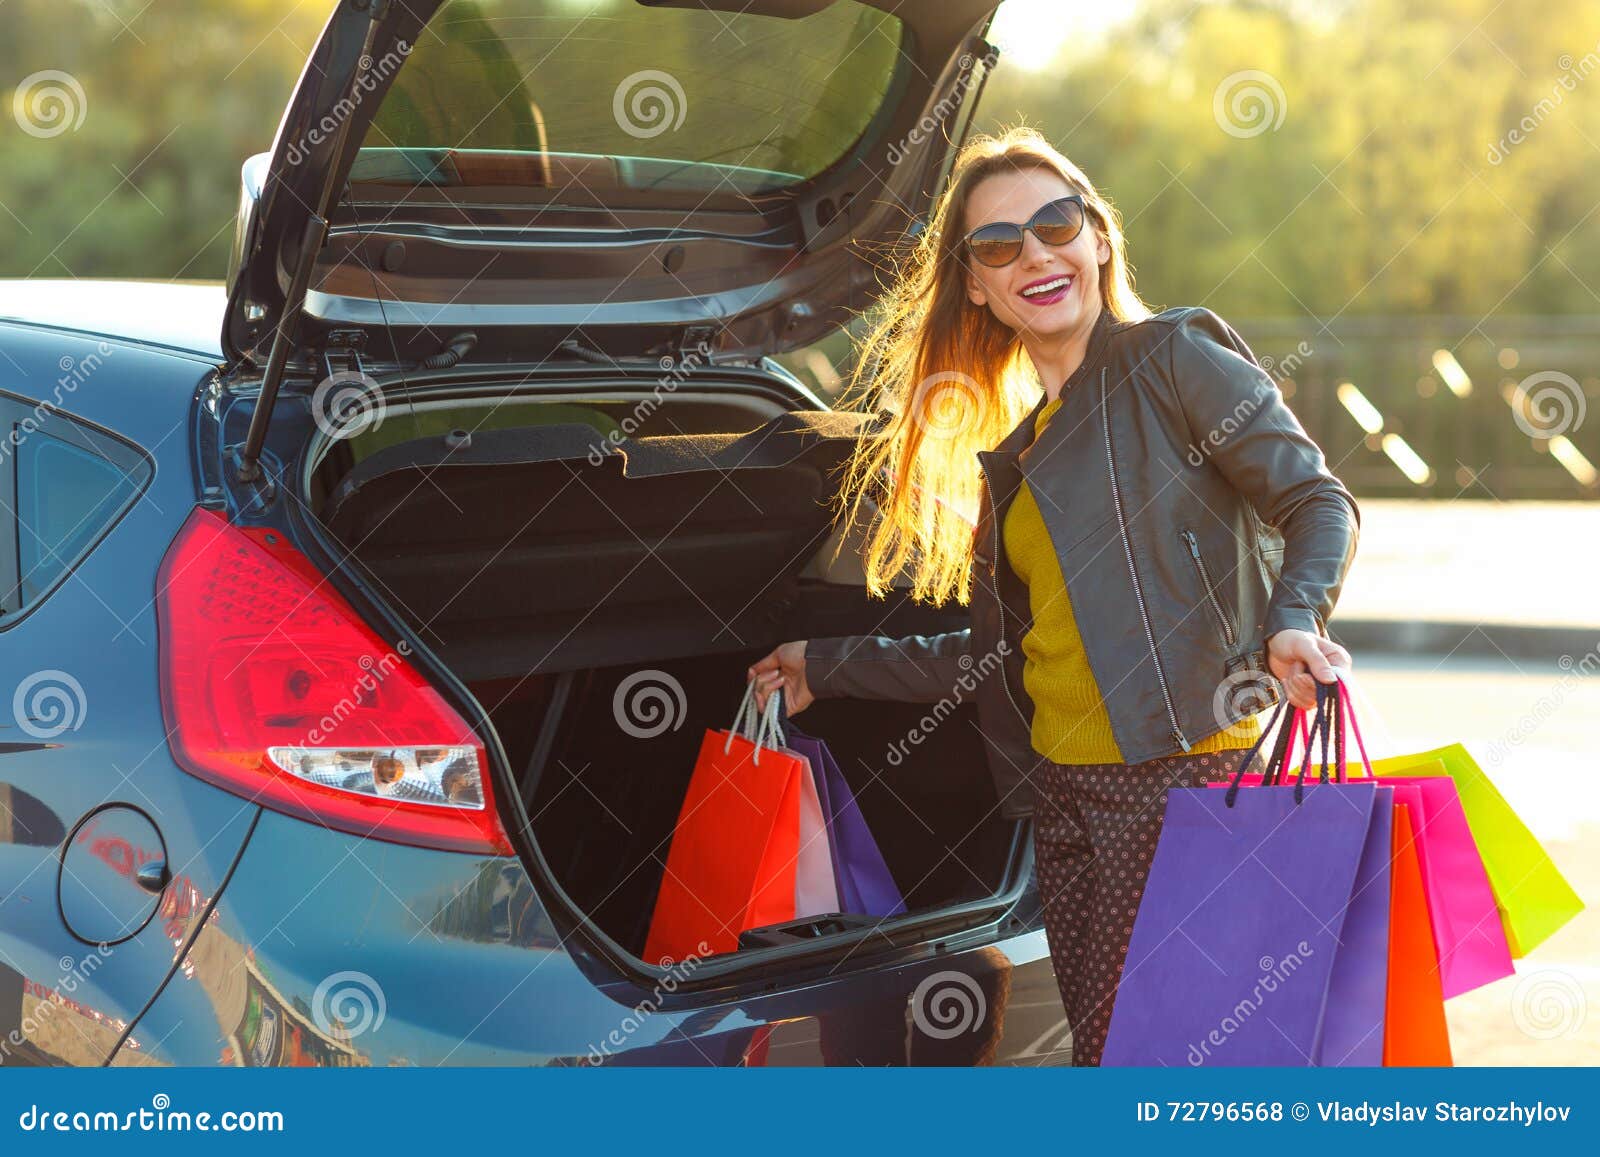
[157,507,511,855]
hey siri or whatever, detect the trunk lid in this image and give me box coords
[223,0,1002,370]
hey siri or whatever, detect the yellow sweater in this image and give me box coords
[1003,396,1261,764]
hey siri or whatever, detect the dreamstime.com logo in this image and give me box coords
[1186,942,1314,1065]
[12,670,88,740]
[12,70,87,138]
[16,1094,284,1134]
[283,41,413,165]
[311,971,387,1040]
[909,371,988,442]
[612,669,688,739]
[613,70,687,139]
[1213,70,1288,139]
[311,370,386,441]
[910,971,987,1040]
[1510,370,1586,439]
[1211,669,1283,740]
[1510,969,1587,1041]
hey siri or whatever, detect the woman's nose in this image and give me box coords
[1016,227,1054,268]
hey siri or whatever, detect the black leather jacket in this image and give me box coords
[804,305,1360,819]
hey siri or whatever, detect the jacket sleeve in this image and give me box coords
[804,628,975,705]
[1167,307,1360,640]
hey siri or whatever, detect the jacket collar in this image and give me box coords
[988,302,1116,461]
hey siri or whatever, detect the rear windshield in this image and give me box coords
[358,0,904,196]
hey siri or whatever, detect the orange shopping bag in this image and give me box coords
[1384,800,1453,1066]
[644,682,816,964]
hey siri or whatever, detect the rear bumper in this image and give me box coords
[112,811,1065,1066]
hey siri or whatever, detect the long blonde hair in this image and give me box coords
[833,126,1151,607]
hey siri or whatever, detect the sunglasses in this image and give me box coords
[962,194,1088,268]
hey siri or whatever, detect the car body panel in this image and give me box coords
[0,281,225,361]
[110,810,1064,1067]
[0,325,259,1065]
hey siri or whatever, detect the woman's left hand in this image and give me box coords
[1265,628,1353,710]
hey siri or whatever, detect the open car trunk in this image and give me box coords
[308,379,1020,962]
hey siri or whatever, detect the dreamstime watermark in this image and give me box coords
[1186,942,1314,1065]
[12,70,87,138]
[1487,42,1600,165]
[884,640,1011,768]
[1185,341,1312,466]
[613,70,687,139]
[2,944,117,1062]
[586,340,714,465]
[585,942,712,1063]
[311,370,386,441]
[1213,70,1287,139]
[2,344,117,463]
[612,669,688,739]
[311,970,386,1040]
[304,640,413,746]
[1211,668,1283,740]
[886,46,1000,166]
[908,370,988,442]
[12,669,88,740]
[1510,969,1587,1040]
[283,41,413,166]
[1483,641,1600,768]
[1509,369,1586,439]
[910,971,987,1040]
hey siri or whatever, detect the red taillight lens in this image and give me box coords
[157,507,512,855]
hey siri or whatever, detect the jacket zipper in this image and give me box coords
[1102,368,1189,752]
[1181,527,1237,648]
[979,465,1030,722]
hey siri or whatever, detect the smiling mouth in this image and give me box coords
[1020,275,1074,302]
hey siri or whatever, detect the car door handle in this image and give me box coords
[134,859,170,894]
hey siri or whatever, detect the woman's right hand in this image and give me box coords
[748,640,813,714]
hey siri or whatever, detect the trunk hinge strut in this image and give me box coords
[233,0,390,485]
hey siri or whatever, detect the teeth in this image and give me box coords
[1022,276,1072,297]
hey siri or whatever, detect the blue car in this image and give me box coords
[0,0,1064,1066]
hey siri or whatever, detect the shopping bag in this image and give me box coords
[1198,684,1391,1065]
[1329,680,1516,998]
[1384,799,1453,1066]
[1328,679,1582,956]
[787,732,841,920]
[778,712,907,918]
[644,683,815,962]
[1105,683,1391,1066]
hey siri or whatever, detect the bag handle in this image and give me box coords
[1333,670,1374,779]
[1223,677,1338,807]
[726,679,785,764]
[1288,678,1338,803]
[1224,692,1297,807]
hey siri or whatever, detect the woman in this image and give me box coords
[748,127,1359,1066]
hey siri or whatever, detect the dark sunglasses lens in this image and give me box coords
[1031,198,1085,245]
[967,226,1023,267]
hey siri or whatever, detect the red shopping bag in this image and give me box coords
[1385,799,1453,1065]
[644,684,832,963]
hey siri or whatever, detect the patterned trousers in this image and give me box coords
[1030,747,1264,1067]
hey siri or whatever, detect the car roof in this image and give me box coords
[0,279,225,359]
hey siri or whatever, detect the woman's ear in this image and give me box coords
[1096,233,1111,266]
[964,263,988,308]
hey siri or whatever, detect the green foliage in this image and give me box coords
[1,0,1596,328]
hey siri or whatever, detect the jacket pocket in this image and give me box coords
[1178,526,1237,651]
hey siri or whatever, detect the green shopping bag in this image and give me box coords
[1349,741,1582,957]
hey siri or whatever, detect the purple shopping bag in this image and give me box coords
[779,713,906,919]
[1106,683,1392,1066]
